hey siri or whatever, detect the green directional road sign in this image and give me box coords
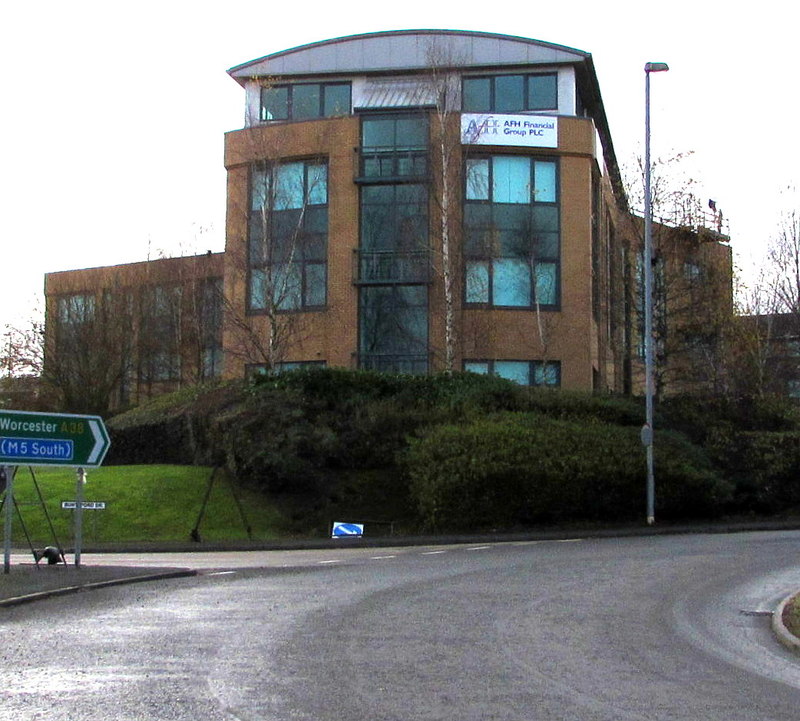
[0,410,110,467]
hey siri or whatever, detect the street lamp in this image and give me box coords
[643,61,668,525]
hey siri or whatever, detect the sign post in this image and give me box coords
[74,468,86,568]
[2,466,13,574]
[0,410,110,572]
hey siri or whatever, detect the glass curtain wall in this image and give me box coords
[357,113,430,373]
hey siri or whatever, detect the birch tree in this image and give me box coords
[425,42,465,372]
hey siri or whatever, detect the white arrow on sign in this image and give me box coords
[87,419,105,464]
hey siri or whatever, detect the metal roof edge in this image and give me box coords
[227,29,590,79]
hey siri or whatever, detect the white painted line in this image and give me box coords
[318,559,342,565]
[556,539,583,543]
[370,555,397,560]
[421,550,446,555]
[204,571,237,577]
[467,546,491,551]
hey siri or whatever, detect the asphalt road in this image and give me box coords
[3,532,800,720]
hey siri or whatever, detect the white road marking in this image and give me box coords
[467,546,491,551]
[370,555,397,560]
[421,550,446,555]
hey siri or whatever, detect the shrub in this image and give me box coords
[713,431,800,514]
[405,413,729,531]
[659,394,800,445]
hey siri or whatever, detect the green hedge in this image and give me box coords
[405,413,730,531]
[707,430,800,514]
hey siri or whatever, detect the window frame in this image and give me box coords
[463,154,560,310]
[358,112,429,181]
[462,73,559,113]
[260,82,351,122]
[463,359,561,387]
[247,159,329,314]
[245,360,327,377]
[138,284,183,384]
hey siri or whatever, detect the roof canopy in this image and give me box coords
[228,29,590,82]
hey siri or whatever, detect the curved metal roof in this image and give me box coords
[228,29,590,82]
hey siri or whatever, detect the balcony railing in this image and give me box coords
[632,196,730,240]
[353,249,431,285]
[356,147,428,182]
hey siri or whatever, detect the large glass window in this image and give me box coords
[57,293,95,325]
[464,155,559,308]
[249,160,328,312]
[462,74,558,113]
[464,359,560,387]
[361,184,428,252]
[199,277,223,379]
[360,114,428,179]
[359,285,428,374]
[261,83,351,122]
[139,285,182,383]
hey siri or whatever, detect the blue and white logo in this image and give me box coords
[331,522,364,538]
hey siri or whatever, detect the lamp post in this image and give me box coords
[643,61,668,525]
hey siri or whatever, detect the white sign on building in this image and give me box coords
[461,113,558,148]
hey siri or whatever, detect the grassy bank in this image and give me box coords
[3,465,286,546]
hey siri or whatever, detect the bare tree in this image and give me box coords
[623,152,733,397]
[729,197,800,397]
[2,306,44,380]
[729,269,780,398]
[43,282,135,414]
[425,41,465,372]
[1,304,46,410]
[766,205,800,314]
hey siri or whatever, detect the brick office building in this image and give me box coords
[223,29,641,391]
[44,30,732,410]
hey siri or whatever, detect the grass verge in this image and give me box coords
[3,465,287,546]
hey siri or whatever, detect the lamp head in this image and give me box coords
[645,62,669,73]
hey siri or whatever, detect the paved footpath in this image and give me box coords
[0,545,451,607]
[0,553,196,607]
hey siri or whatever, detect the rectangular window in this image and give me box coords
[246,360,326,376]
[462,74,558,113]
[58,293,95,325]
[359,285,428,374]
[360,114,428,179]
[261,83,351,122]
[199,277,223,379]
[464,155,559,308]
[139,285,182,383]
[249,160,328,312]
[361,184,428,252]
[358,183,429,284]
[464,359,560,387]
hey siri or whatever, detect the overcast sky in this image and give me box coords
[2,0,796,331]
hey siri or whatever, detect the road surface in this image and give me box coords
[2,532,800,720]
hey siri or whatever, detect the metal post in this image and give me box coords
[75,467,86,568]
[3,466,14,574]
[643,62,668,526]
